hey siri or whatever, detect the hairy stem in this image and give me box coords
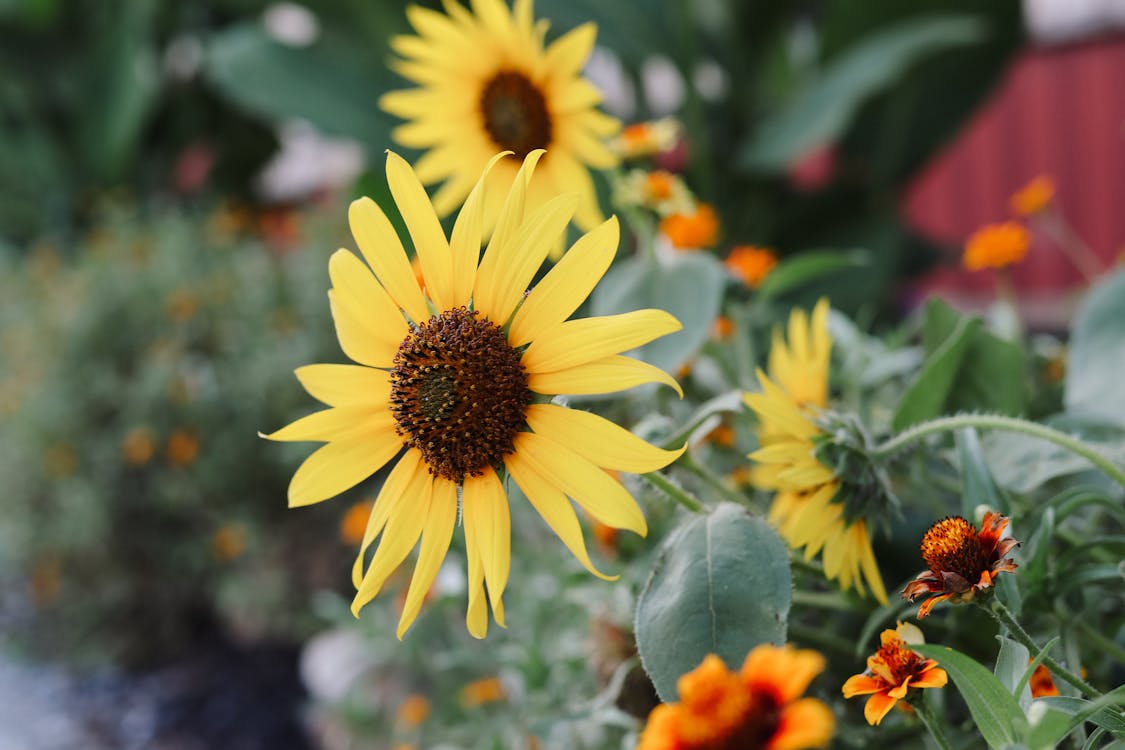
[641,471,704,513]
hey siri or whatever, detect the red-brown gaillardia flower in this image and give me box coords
[903,512,1019,618]
[842,621,947,725]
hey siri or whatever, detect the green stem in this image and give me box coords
[872,414,1125,490]
[913,698,954,750]
[788,623,855,657]
[791,589,863,613]
[789,555,825,578]
[1072,618,1125,667]
[679,453,747,506]
[641,471,705,513]
[981,600,1101,698]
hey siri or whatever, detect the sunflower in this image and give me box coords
[743,300,888,604]
[903,512,1019,617]
[380,0,619,235]
[636,645,835,750]
[262,150,683,639]
[842,621,947,725]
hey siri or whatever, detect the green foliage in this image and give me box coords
[755,249,870,300]
[1066,267,1125,421]
[634,503,791,702]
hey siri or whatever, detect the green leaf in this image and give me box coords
[204,24,394,149]
[591,254,725,373]
[913,643,1025,749]
[635,503,791,702]
[756,249,870,300]
[1038,690,1125,735]
[1066,267,1125,420]
[892,306,978,430]
[957,427,1009,516]
[739,15,985,172]
[981,416,1125,494]
[995,637,1032,711]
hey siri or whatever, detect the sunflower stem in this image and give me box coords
[981,600,1101,698]
[913,697,954,750]
[871,414,1125,490]
[641,471,704,513]
[679,453,747,506]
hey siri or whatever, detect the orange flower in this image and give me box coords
[121,427,156,466]
[661,204,720,250]
[166,289,199,323]
[726,246,778,289]
[705,423,736,448]
[211,524,247,562]
[1029,663,1059,698]
[1010,175,1055,217]
[339,499,374,546]
[902,512,1019,617]
[842,621,947,725]
[637,645,834,750]
[397,693,431,727]
[711,315,734,340]
[645,171,676,202]
[614,118,680,159]
[460,676,506,707]
[166,429,200,467]
[962,222,1031,271]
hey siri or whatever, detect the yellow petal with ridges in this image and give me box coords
[449,151,509,307]
[294,364,390,407]
[505,451,615,580]
[512,431,647,536]
[462,468,510,628]
[544,22,596,77]
[543,149,603,230]
[477,150,543,300]
[352,449,424,588]
[351,471,433,616]
[474,192,577,325]
[465,499,489,639]
[525,404,684,473]
[287,430,402,508]
[508,216,618,346]
[528,354,683,397]
[348,198,430,324]
[397,477,458,638]
[328,248,409,347]
[327,289,396,369]
[386,151,455,310]
[261,407,394,443]
[521,309,681,374]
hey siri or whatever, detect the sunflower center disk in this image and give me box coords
[389,307,530,483]
[480,71,552,158]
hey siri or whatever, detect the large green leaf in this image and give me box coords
[913,643,1025,749]
[739,15,985,172]
[957,428,1009,516]
[981,415,1125,494]
[635,503,791,702]
[892,307,977,430]
[994,636,1032,711]
[1066,268,1125,421]
[204,24,394,149]
[756,249,870,300]
[591,253,725,373]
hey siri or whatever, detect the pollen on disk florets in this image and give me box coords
[920,516,988,582]
[389,307,530,482]
[480,71,552,159]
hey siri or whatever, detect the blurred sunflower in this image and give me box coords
[263,150,683,638]
[380,0,619,233]
[743,300,888,604]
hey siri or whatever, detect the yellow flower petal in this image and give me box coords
[327,250,409,368]
[287,430,403,508]
[294,364,391,407]
[474,192,577,325]
[512,431,647,536]
[543,149,604,230]
[505,451,616,580]
[449,151,509,307]
[386,151,455,310]
[543,22,596,77]
[352,449,424,588]
[528,354,683,397]
[508,216,618,347]
[525,403,684,473]
[475,151,543,304]
[347,197,429,324]
[397,477,458,639]
[352,471,434,616]
[521,309,682,374]
[261,407,395,443]
[464,491,489,639]
[462,468,510,628]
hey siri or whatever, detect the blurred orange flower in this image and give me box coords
[1010,175,1055,217]
[339,499,375,546]
[1029,663,1059,698]
[614,118,680,159]
[460,676,506,707]
[211,524,247,562]
[725,246,778,288]
[397,693,431,727]
[121,427,156,466]
[166,429,200,467]
[962,222,1031,271]
[661,204,720,250]
[711,315,734,340]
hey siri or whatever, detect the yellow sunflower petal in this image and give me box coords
[352,449,424,588]
[396,477,458,639]
[261,407,395,443]
[856,522,888,605]
[449,151,510,307]
[288,430,403,508]
[352,471,434,616]
[521,310,682,374]
[512,431,647,536]
[508,216,618,347]
[294,364,391,407]
[348,197,430,324]
[476,150,544,302]
[542,149,604,230]
[505,451,616,580]
[464,492,490,639]
[543,22,596,77]
[528,354,683,397]
[385,151,455,310]
[525,404,684,473]
[462,467,510,628]
[474,191,577,325]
